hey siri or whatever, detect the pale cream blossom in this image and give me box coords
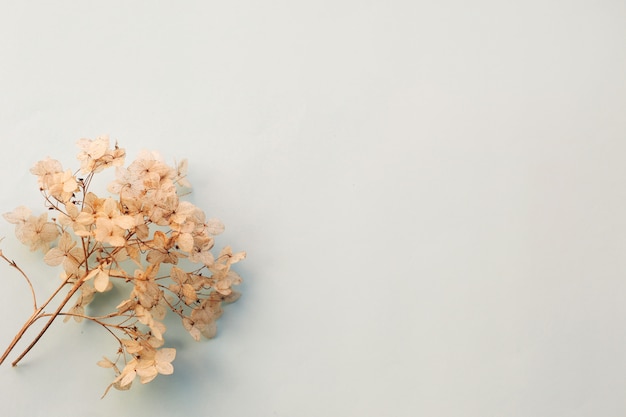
[19,213,59,252]
[145,230,179,265]
[30,158,63,188]
[128,151,174,191]
[107,166,137,196]
[169,266,198,305]
[187,237,215,266]
[43,231,84,276]
[93,218,127,247]
[131,265,162,308]
[95,198,135,229]
[135,348,176,383]
[77,135,125,174]
[92,198,134,247]
[47,170,79,202]
[3,205,31,225]
[115,347,176,387]
[57,202,94,237]
[3,206,32,242]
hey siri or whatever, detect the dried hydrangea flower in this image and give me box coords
[0,137,245,397]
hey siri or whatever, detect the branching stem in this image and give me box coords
[10,277,86,367]
[0,272,71,366]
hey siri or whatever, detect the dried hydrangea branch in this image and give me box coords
[0,136,245,396]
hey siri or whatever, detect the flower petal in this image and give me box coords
[44,248,65,266]
[156,361,174,375]
[94,269,110,292]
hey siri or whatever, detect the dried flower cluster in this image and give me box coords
[0,136,245,397]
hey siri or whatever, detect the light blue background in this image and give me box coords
[0,1,625,415]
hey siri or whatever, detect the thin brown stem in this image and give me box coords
[0,314,37,365]
[10,277,85,367]
[0,254,37,311]
[0,274,71,365]
[45,313,125,345]
[161,295,186,318]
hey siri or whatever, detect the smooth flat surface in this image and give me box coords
[0,1,625,416]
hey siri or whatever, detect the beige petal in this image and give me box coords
[177,232,194,253]
[97,357,115,368]
[205,218,225,235]
[39,222,60,243]
[150,321,166,340]
[107,235,126,247]
[182,283,197,304]
[94,269,110,292]
[200,321,218,339]
[120,369,136,387]
[114,215,135,230]
[156,361,174,375]
[75,211,94,225]
[227,270,243,285]
[156,348,176,363]
[3,206,32,224]
[137,366,158,384]
[43,248,65,266]
[170,266,188,284]
[121,339,143,354]
[229,251,246,264]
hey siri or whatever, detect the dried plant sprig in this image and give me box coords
[0,136,245,397]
